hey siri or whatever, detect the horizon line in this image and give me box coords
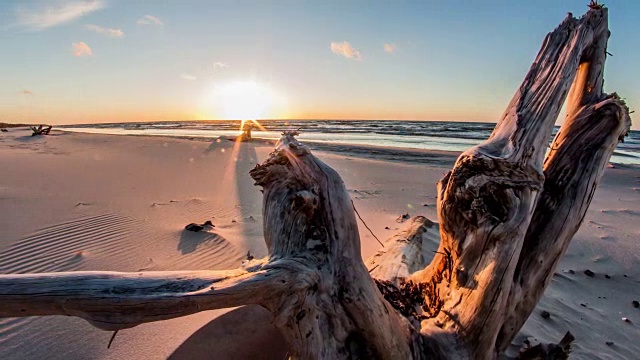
[49,118,499,127]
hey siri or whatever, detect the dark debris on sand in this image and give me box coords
[184,220,215,232]
[584,269,595,277]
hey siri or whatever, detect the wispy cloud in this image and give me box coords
[86,24,124,38]
[213,62,229,69]
[180,74,197,81]
[136,15,163,26]
[72,42,92,57]
[21,90,33,95]
[383,43,396,53]
[330,41,361,61]
[15,0,105,31]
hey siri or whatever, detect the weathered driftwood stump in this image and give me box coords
[30,125,52,136]
[0,5,631,359]
[237,122,256,141]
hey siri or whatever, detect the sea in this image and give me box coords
[60,120,640,166]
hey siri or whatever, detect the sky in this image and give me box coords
[0,0,638,129]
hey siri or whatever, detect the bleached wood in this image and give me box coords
[366,216,437,285]
[496,17,631,347]
[251,132,417,359]
[0,262,299,331]
[497,94,630,352]
[486,9,608,169]
[408,6,623,359]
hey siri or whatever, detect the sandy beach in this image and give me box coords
[1,128,639,359]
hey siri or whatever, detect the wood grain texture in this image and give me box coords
[407,6,627,359]
[251,132,417,359]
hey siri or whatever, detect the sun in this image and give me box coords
[210,81,281,121]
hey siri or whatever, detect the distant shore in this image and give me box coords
[0,123,35,128]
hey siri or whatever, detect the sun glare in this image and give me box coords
[209,81,283,121]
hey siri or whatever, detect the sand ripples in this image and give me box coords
[0,213,139,274]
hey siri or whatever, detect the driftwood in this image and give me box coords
[30,125,52,136]
[237,122,256,141]
[0,5,631,360]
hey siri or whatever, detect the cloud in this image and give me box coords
[15,0,105,31]
[137,15,163,26]
[21,90,33,95]
[383,43,396,53]
[86,24,124,38]
[72,42,92,57]
[180,74,197,81]
[213,62,229,69]
[330,41,361,61]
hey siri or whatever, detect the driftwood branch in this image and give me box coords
[496,8,631,350]
[498,94,630,351]
[408,6,628,359]
[0,261,304,331]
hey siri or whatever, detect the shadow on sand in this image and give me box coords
[168,305,289,360]
[233,140,263,249]
[204,136,264,253]
[177,230,227,255]
[171,138,284,357]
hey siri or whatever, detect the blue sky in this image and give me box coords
[0,0,637,128]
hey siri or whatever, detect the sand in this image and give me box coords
[0,128,638,359]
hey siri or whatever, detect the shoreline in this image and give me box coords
[56,129,640,169]
[54,129,464,168]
